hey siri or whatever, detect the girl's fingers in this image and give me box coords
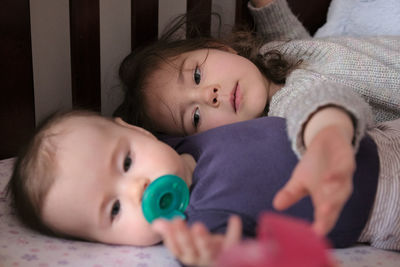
[313,193,346,236]
[273,155,315,211]
[273,173,308,211]
[313,201,340,236]
[312,177,352,235]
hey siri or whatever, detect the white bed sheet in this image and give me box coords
[1,157,399,267]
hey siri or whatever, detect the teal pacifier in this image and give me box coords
[142,174,189,223]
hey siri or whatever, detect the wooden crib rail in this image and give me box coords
[0,0,330,159]
[0,0,35,159]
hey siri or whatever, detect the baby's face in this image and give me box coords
[41,116,190,246]
[144,48,269,136]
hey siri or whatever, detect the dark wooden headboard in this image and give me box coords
[0,0,331,159]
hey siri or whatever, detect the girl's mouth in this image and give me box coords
[230,82,241,113]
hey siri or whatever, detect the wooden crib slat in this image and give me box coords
[186,0,212,38]
[0,0,35,159]
[131,0,159,50]
[287,0,331,35]
[235,0,254,29]
[69,0,101,111]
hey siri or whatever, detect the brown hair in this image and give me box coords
[114,14,300,133]
[6,110,99,238]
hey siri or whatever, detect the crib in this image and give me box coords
[1,0,399,266]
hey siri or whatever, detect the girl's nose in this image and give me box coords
[203,86,220,107]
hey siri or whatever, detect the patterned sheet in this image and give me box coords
[1,158,399,267]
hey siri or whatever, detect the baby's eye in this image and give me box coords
[193,65,201,85]
[123,153,132,172]
[111,200,121,220]
[192,107,201,129]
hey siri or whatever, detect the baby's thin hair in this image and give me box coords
[6,110,99,238]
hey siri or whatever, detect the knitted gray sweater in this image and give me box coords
[248,0,400,156]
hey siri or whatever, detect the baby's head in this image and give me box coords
[116,19,296,136]
[7,110,192,246]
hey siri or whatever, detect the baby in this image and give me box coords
[8,110,400,266]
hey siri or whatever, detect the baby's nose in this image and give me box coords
[126,177,150,204]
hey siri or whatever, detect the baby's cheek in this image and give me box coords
[114,221,162,246]
[135,222,163,246]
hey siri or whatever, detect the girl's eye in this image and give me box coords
[123,153,132,172]
[111,200,121,220]
[194,66,201,85]
[192,107,201,129]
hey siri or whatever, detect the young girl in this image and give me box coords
[114,0,400,237]
[8,110,398,267]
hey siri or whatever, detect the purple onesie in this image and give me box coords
[163,117,379,248]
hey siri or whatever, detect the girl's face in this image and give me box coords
[145,48,269,136]
[41,116,193,246]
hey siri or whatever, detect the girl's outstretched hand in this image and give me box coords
[152,215,242,267]
[273,107,356,236]
[273,125,355,236]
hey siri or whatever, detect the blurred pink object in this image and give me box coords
[216,213,336,267]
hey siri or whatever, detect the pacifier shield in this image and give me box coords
[142,174,189,223]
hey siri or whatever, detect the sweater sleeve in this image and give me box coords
[268,70,374,157]
[248,0,310,41]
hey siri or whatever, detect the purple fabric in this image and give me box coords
[166,117,379,248]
